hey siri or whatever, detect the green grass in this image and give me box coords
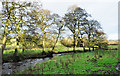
[3,45,117,62]
[108,45,118,48]
[3,46,94,62]
[15,48,119,74]
[2,47,81,62]
[3,48,50,62]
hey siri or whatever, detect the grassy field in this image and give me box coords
[14,45,119,74]
[3,47,92,62]
[3,42,94,62]
[108,45,118,48]
[16,50,119,74]
[2,44,117,62]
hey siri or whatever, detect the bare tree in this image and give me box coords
[63,5,89,52]
[1,1,15,55]
[50,14,64,52]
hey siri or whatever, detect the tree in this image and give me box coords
[82,19,106,51]
[1,1,15,55]
[28,8,55,52]
[30,7,65,53]
[18,1,42,53]
[10,1,41,56]
[95,31,108,49]
[60,37,74,50]
[63,5,89,52]
[37,9,52,52]
[90,20,102,51]
[50,14,64,52]
[1,1,42,56]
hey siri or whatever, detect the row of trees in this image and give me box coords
[0,1,64,56]
[61,5,107,51]
[0,1,107,56]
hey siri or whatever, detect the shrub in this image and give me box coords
[44,39,55,48]
[60,37,74,47]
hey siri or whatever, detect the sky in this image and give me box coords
[0,0,119,40]
[40,0,118,40]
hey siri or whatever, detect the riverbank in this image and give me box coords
[2,45,118,63]
[2,54,62,74]
[15,49,119,74]
[2,47,93,63]
[2,45,119,74]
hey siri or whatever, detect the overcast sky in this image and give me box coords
[40,0,118,40]
[0,0,119,40]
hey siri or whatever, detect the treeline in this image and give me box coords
[0,1,107,56]
[108,40,119,45]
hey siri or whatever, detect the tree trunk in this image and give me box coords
[22,44,25,53]
[51,29,60,52]
[42,40,45,52]
[2,44,5,63]
[42,33,46,52]
[1,41,6,56]
[88,25,91,51]
[89,47,90,51]
[73,33,76,52]
[22,48,25,53]
[99,45,101,49]
[14,38,19,56]
[88,33,91,51]
[83,47,85,51]
[51,38,58,52]
[2,21,9,56]
[14,48,18,56]
[2,1,11,56]
[93,47,94,51]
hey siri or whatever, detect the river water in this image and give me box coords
[2,54,62,74]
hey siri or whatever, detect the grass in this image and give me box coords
[15,48,119,74]
[3,44,93,62]
[108,45,118,48]
[2,45,119,74]
[2,44,117,62]
[3,48,50,62]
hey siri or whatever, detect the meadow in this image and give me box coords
[12,45,119,74]
[2,42,119,74]
[2,43,93,62]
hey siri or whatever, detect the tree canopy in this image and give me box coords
[1,1,107,56]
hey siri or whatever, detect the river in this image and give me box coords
[2,53,62,74]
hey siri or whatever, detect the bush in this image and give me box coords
[60,37,74,47]
[37,38,55,48]
[44,39,55,48]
